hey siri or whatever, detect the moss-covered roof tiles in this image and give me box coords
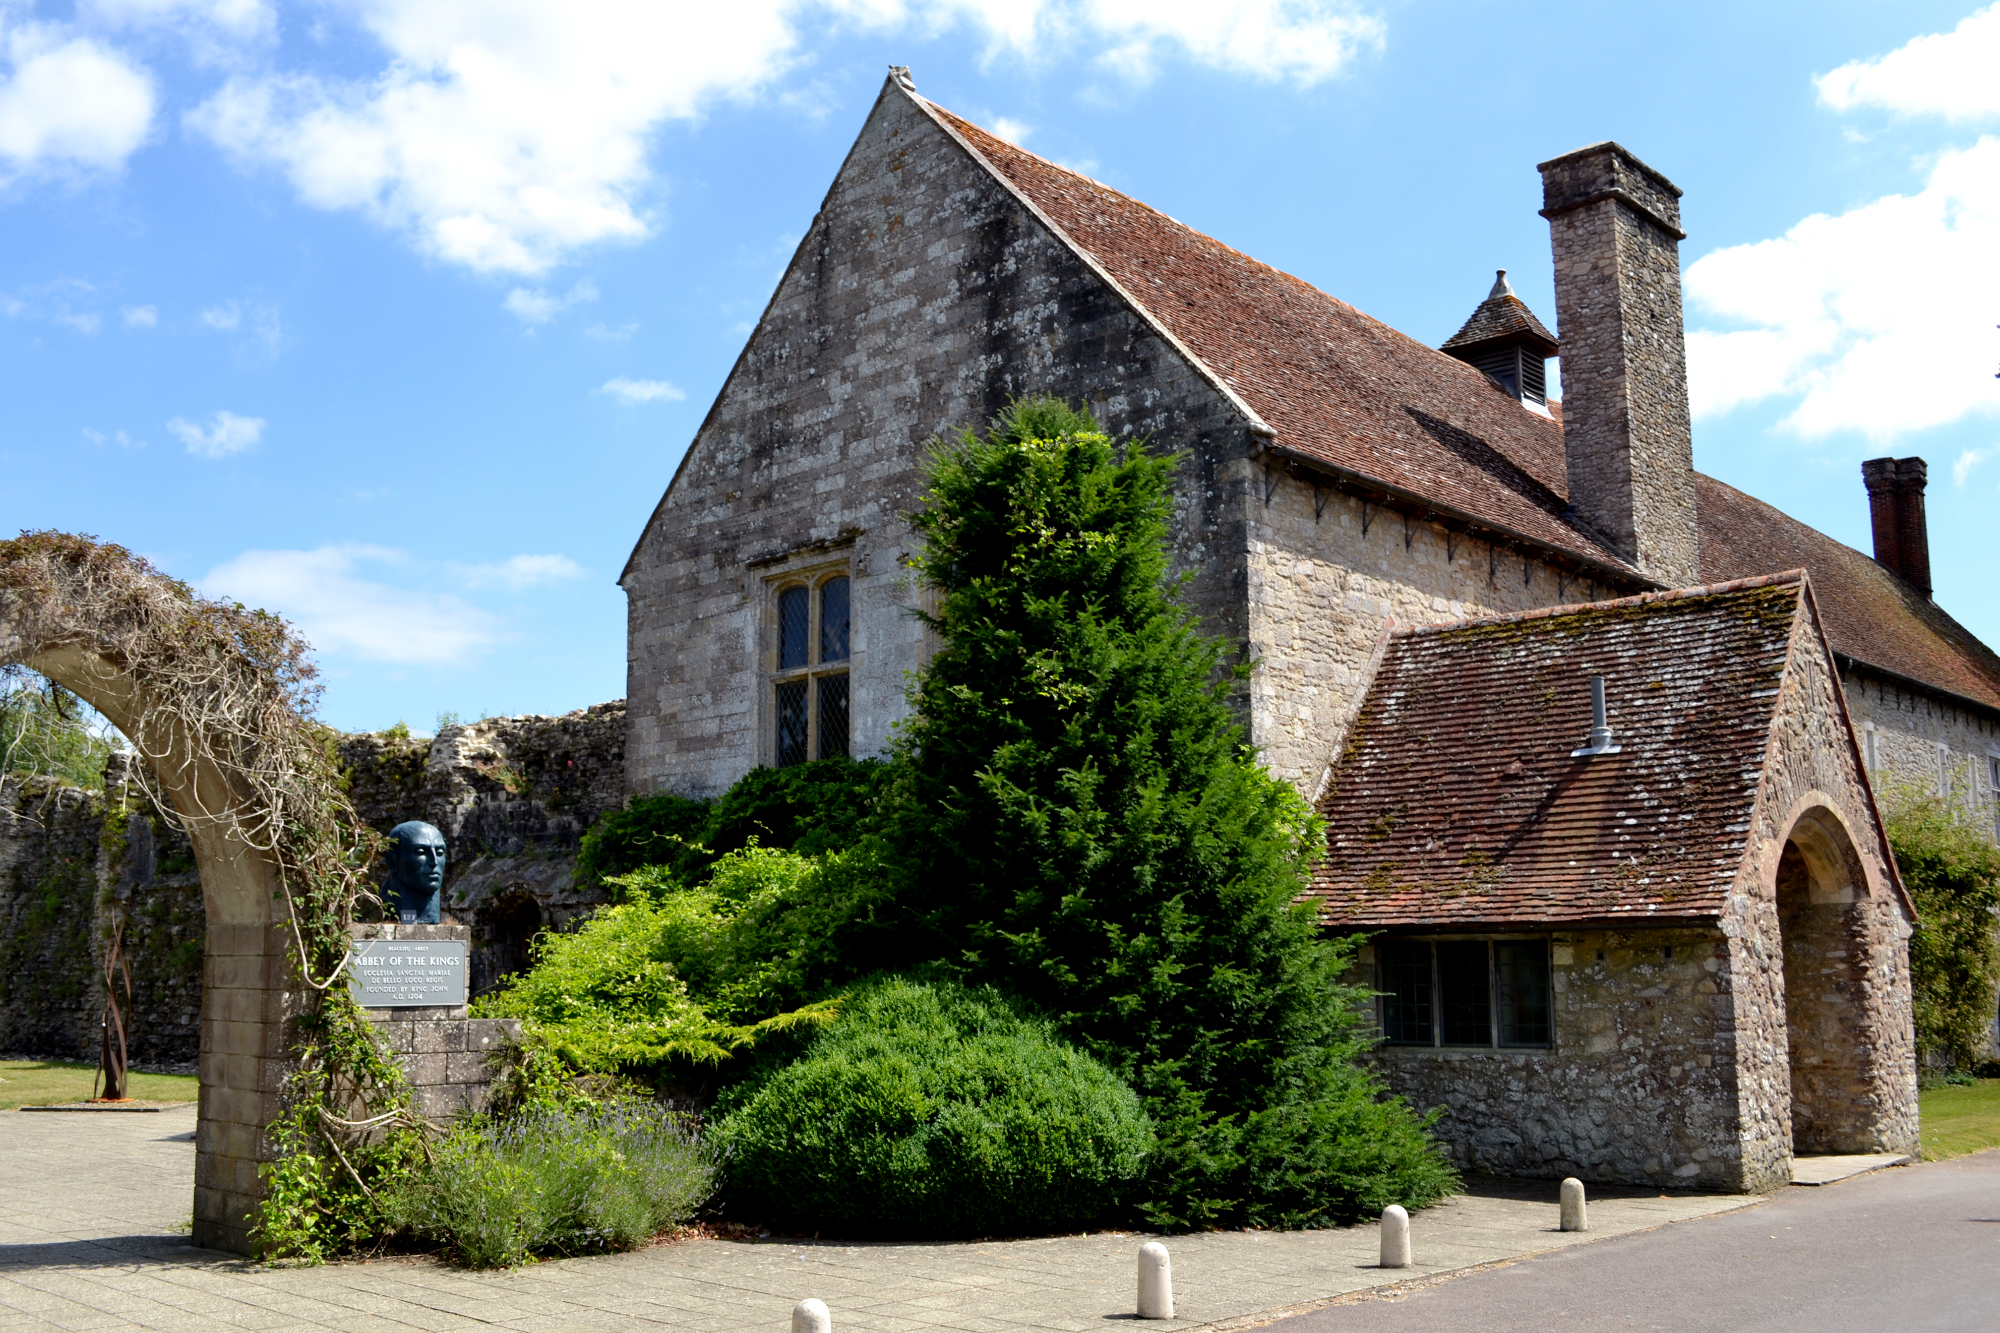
[1307,574,1809,929]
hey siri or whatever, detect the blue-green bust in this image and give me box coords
[386,821,446,924]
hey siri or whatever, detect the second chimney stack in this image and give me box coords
[1862,456,1932,596]
[1540,142,1700,588]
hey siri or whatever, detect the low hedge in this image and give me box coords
[713,977,1150,1237]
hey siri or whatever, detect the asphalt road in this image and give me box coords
[1269,1150,2000,1333]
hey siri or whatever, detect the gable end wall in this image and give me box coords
[623,84,1254,797]
[1720,593,1917,1188]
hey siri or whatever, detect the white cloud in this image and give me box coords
[167,408,264,457]
[0,22,156,182]
[989,116,1031,145]
[504,279,597,325]
[453,553,586,590]
[600,376,686,404]
[57,312,100,334]
[1953,448,1992,488]
[201,545,500,665]
[584,319,637,341]
[82,0,275,41]
[1816,4,2000,121]
[1683,136,2000,443]
[197,297,283,356]
[82,427,144,447]
[122,304,156,327]
[185,0,1383,275]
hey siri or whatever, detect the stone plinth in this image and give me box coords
[349,924,518,1118]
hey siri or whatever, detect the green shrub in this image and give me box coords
[388,1103,717,1267]
[476,845,887,1072]
[868,397,1456,1226]
[714,977,1150,1238]
[1887,793,2000,1070]
[576,758,888,889]
[576,791,713,887]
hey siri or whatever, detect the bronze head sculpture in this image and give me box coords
[385,821,447,923]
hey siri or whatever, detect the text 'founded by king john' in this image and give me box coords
[346,941,470,1008]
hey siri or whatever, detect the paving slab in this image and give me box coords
[2,1104,1766,1332]
[1787,1153,1912,1185]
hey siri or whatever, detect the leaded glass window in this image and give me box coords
[769,571,853,768]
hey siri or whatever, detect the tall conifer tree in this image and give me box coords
[883,397,1452,1226]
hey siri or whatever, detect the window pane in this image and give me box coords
[1437,941,1492,1046]
[817,674,850,760]
[1379,941,1434,1045]
[775,679,808,767]
[819,576,850,663]
[778,586,810,670]
[1496,941,1551,1047]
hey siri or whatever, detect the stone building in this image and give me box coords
[621,70,2000,1184]
[621,69,2000,816]
[1308,573,1918,1189]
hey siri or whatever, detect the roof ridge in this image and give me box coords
[1391,569,1808,640]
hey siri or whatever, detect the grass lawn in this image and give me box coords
[0,1058,198,1109]
[1918,1078,2000,1160]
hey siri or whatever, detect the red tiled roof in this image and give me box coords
[923,102,1635,579]
[920,98,2000,719]
[1697,474,2000,714]
[1306,574,1809,929]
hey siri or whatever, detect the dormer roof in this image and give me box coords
[1441,270,1559,359]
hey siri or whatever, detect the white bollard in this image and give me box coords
[1559,1177,1588,1232]
[792,1298,831,1333]
[1137,1241,1174,1319]
[1379,1204,1411,1269]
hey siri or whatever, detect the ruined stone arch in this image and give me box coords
[2,535,358,1255]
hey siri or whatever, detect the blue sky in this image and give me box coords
[3,0,1996,734]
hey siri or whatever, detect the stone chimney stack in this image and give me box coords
[1862,456,1932,596]
[1539,142,1699,588]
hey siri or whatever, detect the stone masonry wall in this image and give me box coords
[1248,471,1623,791]
[1845,669,2000,841]
[1722,608,1918,1177]
[0,759,205,1066]
[1363,927,1748,1189]
[621,78,1254,800]
[1540,144,1699,588]
[338,702,628,999]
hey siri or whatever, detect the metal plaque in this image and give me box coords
[346,940,469,1008]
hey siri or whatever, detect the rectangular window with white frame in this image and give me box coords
[769,570,851,766]
[1377,937,1552,1048]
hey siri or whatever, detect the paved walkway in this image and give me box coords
[1,1104,1765,1332]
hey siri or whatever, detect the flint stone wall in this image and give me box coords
[1365,928,1746,1189]
[1,704,630,1064]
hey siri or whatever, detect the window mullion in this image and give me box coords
[1430,941,1441,1048]
[1489,940,1500,1049]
